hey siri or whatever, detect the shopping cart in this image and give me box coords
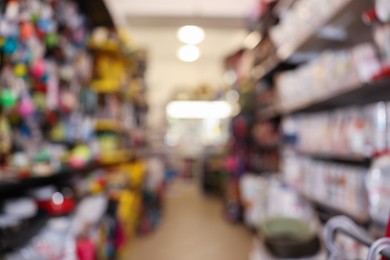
[324,216,390,259]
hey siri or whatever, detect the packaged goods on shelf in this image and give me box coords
[2,158,148,258]
[248,150,279,173]
[366,155,390,226]
[282,101,390,156]
[276,44,380,111]
[270,0,351,49]
[0,0,153,257]
[333,233,370,259]
[283,153,368,216]
[254,81,274,110]
[252,121,279,147]
[0,0,96,176]
[239,175,268,227]
[239,174,317,226]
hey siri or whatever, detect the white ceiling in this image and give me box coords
[103,0,254,129]
[105,0,257,25]
[129,26,247,61]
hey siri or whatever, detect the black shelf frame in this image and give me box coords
[259,78,390,120]
[0,160,127,199]
[252,0,372,81]
[75,0,115,28]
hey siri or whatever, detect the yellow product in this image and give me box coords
[90,181,104,194]
[128,79,141,98]
[100,150,130,164]
[95,55,125,81]
[88,39,120,54]
[91,79,121,93]
[95,119,122,132]
[0,116,11,153]
[50,124,62,141]
[117,190,140,238]
[121,160,146,189]
[117,28,135,49]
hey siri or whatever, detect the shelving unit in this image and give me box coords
[1,215,50,253]
[251,0,372,80]
[299,190,370,225]
[225,1,388,244]
[0,159,133,197]
[258,78,390,120]
[295,150,371,166]
[0,0,150,258]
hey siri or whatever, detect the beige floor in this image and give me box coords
[122,181,253,260]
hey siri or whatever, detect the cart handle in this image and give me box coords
[324,216,390,259]
[368,238,390,260]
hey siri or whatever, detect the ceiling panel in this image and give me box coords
[105,0,257,26]
[128,26,247,61]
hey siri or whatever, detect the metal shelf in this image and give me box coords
[296,150,371,166]
[0,159,130,198]
[252,0,372,81]
[258,78,390,120]
[299,191,370,225]
[0,215,50,254]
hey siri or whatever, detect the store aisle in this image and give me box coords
[123,181,253,260]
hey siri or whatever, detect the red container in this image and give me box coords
[37,197,75,216]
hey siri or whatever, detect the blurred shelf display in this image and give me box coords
[251,0,372,80]
[295,150,371,166]
[74,0,115,28]
[95,119,123,132]
[270,0,372,59]
[0,0,157,258]
[282,101,390,159]
[225,0,390,258]
[259,77,390,120]
[282,154,370,224]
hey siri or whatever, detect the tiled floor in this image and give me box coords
[122,181,253,260]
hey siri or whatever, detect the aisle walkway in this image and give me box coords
[123,181,253,260]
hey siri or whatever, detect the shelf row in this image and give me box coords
[297,189,370,225]
[251,0,371,80]
[0,151,132,198]
[258,78,390,120]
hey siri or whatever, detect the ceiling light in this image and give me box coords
[243,31,262,49]
[166,101,232,119]
[177,25,205,45]
[177,45,200,62]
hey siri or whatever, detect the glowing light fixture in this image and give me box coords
[177,25,205,44]
[166,101,232,119]
[177,45,200,62]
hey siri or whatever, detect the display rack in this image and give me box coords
[224,0,389,237]
[300,191,370,224]
[295,150,370,166]
[258,78,390,120]
[0,159,131,198]
[0,0,150,258]
[251,0,372,80]
[1,215,50,253]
